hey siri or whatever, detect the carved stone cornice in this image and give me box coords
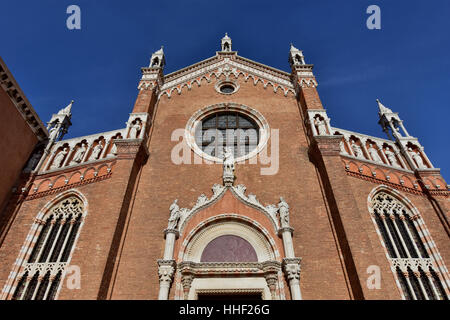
[178,261,281,276]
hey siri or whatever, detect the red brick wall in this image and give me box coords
[109,75,351,299]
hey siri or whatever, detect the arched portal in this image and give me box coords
[176,216,282,300]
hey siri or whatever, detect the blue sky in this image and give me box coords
[1,0,449,179]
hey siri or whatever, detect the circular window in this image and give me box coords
[220,84,235,94]
[185,103,270,162]
[215,80,239,95]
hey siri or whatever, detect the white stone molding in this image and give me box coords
[156,55,295,99]
[176,184,226,233]
[184,102,270,163]
[229,185,280,230]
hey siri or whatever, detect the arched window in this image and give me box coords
[371,191,448,300]
[12,196,84,300]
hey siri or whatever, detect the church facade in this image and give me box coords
[0,35,449,300]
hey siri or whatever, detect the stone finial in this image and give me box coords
[221,33,232,52]
[376,99,393,115]
[58,100,74,115]
[150,46,165,68]
[289,43,305,66]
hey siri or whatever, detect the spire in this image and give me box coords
[221,33,232,52]
[289,43,305,67]
[58,100,74,115]
[376,99,393,115]
[149,46,165,69]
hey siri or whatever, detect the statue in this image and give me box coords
[129,120,141,139]
[223,147,235,176]
[408,147,426,169]
[278,197,290,228]
[89,142,103,161]
[314,118,328,135]
[58,100,73,115]
[70,143,87,165]
[368,144,382,163]
[168,199,181,230]
[385,148,400,168]
[351,141,363,158]
[51,148,69,169]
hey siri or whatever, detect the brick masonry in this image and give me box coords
[0,52,448,300]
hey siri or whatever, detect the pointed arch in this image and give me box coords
[2,189,88,300]
[367,185,449,300]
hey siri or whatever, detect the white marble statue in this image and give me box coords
[368,144,382,163]
[408,147,426,169]
[314,118,328,135]
[351,141,363,158]
[51,148,68,169]
[223,147,235,176]
[385,148,400,168]
[129,120,141,139]
[89,142,103,161]
[168,199,181,230]
[278,197,290,228]
[70,143,87,165]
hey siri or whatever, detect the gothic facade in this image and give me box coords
[0,35,449,300]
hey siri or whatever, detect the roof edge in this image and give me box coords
[0,56,48,141]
